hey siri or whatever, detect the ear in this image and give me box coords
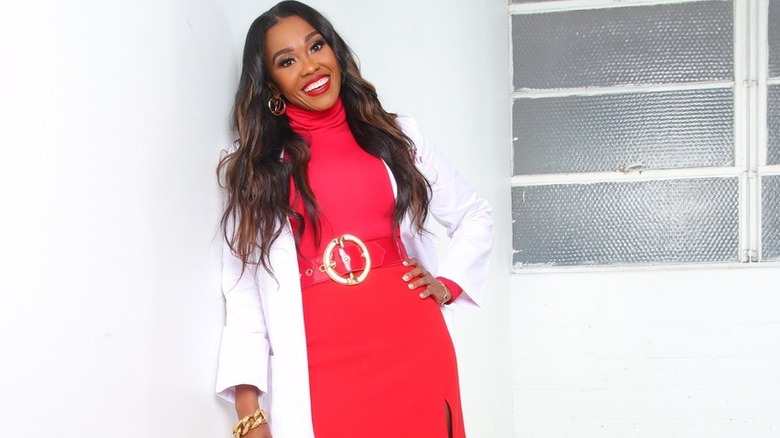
[266,82,281,97]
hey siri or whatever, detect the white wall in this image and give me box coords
[0,0,512,436]
[1,0,238,436]
[511,265,780,437]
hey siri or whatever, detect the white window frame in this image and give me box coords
[509,0,780,273]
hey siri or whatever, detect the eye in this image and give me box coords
[310,39,326,53]
[278,56,295,68]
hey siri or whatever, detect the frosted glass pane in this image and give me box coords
[512,2,733,89]
[512,178,739,268]
[513,89,733,175]
[770,0,780,78]
[770,85,780,165]
[763,175,780,261]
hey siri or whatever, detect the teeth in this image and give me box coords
[304,77,329,92]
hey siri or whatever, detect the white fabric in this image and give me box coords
[214,115,492,437]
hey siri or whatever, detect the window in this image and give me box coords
[510,0,780,270]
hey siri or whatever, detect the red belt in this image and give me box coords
[298,235,407,289]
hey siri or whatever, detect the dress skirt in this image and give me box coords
[302,261,465,438]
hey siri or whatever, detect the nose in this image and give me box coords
[300,54,319,76]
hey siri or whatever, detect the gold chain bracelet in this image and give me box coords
[232,408,268,438]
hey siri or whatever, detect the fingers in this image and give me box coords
[401,258,427,287]
[402,258,447,304]
[420,282,448,305]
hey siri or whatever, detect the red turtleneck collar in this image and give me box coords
[285,98,347,136]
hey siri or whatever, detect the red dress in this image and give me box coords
[287,99,465,438]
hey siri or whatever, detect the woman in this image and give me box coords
[215,2,492,437]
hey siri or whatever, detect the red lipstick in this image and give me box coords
[302,75,331,96]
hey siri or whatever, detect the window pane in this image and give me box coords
[512,178,739,268]
[512,2,733,89]
[769,85,780,165]
[763,175,780,261]
[770,0,780,78]
[513,88,734,175]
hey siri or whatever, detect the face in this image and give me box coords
[264,15,341,112]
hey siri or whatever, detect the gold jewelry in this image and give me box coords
[437,280,451,305]
[267,96,286,116]
[232,408,268,438]
[322,234,371,285]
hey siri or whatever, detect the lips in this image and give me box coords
[302,75,331,96]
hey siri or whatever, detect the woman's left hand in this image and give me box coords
[401,258,451,305]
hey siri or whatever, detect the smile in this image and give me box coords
[303,76,330,93]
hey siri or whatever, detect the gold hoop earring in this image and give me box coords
[268,96,286,116]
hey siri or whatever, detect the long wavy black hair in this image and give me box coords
[218,0,431,272]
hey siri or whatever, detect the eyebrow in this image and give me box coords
[271,31,322,64]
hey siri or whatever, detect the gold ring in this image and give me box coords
[322,234,371,285]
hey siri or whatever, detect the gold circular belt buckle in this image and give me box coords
[322,234,371,285]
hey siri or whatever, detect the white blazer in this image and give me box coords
[215,115,492,437]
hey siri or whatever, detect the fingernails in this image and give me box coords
[402,260,409,266]
[402,275,408,281]
[419,292,425,298]
[408,283,414,290]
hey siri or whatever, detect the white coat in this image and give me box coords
[215,115,492,437]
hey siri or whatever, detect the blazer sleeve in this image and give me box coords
[398,115,493,307]
[214,238,271,403]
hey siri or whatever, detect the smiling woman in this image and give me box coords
[214,2,492,438]
[264,16,342,112]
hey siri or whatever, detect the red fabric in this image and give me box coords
[287,99,465,438]
[287,98,395,256]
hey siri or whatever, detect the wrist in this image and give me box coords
[235,384,260,417]
[435,277,462,303]
[437,280,452,305]
[232,408,268,438]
